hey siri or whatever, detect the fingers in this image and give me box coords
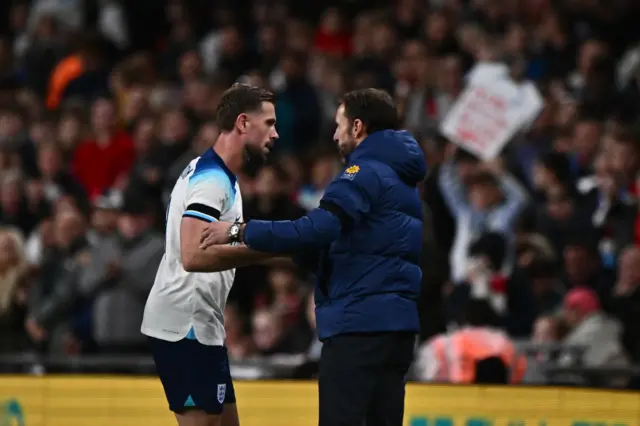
[199,221,231,249]
[200,227,211,243]
[200,236,215,250]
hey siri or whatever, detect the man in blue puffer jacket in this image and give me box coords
[200,88,427,426]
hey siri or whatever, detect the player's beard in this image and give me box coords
[242,144,267,178]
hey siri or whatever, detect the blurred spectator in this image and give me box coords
[533,315,567,347]
[448,232,536,338]
[79,195,163,353]
[1,171,42,236]
[71,96,135,200]
[251,308,307,357]
[25,208,91,354]
[36,141,87,211]
[560,288,628,371]
[224,303,255,361]
[0,228,29,352]
[439,151,528,283]
[525,260,564,317]
[295,153,340,211]
[609,246,640,362]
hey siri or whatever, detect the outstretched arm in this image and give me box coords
[200,164,382,254]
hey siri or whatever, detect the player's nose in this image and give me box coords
[270,128,279,140]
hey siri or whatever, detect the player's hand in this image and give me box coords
[200,221,232,249]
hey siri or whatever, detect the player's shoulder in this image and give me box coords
[188,151,235,187]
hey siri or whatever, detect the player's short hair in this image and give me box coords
[215,83,275,132]
[340,88,400,134]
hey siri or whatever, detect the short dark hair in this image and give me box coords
[215,83,275,132]
[340,88,399,135]
[468,232,507,272]
[538,152,572,184]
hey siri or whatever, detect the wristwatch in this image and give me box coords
[227,221,243,243]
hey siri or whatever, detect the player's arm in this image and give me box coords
[242,164,381,253]
[181,217,274,272]
[180,172,275,272]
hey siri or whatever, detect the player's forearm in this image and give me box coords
[182,244,275,272]
[244,208,341,253]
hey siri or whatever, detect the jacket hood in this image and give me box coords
[349,130,426,185]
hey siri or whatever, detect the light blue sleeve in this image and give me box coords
[438,160,470,217]
[493,174,528,231]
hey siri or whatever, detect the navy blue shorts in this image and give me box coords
[149,337,236,415]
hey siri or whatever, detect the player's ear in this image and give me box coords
[352,118,364,139]
[236,113,248,134]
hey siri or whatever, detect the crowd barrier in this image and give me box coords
[0,376,638,426]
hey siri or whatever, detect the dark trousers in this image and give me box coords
[318,332,415,426]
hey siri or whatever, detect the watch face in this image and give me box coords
[229,224,239,236]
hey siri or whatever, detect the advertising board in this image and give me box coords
[0,377,637,426]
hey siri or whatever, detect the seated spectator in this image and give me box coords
[561,234,614,305]
[23,216,55,267]
[536,183,592,255]
[533,315,568,347]
[80,195,164,353]
[531,152,574,199]
[88,190,121,245]
[25,208,92,355]
[224,303,255,361]
[526,260,565,316]
[71,96,135,200]
[251,307,309,357]
[0,227,29,352]
[251,308,287,357]
[1,171,41,236]
[448,232,536,338]
[609,246,640,362]
[525,315,569,383]
[127,107,190,199]
[35,141,88,212]
[295,153,340,211]
[514,208,557,268]
[560,288,629,374]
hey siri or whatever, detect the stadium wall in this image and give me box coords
[0,376,638,426]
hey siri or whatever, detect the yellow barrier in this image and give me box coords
[0,376,638,426]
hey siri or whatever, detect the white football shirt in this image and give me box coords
[141,148,242,346]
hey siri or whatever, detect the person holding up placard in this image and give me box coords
[439,146,529,284]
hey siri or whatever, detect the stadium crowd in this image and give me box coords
[1,0,640,384]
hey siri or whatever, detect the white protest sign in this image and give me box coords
[440,63,543,160]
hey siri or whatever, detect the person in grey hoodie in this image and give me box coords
[560,287,629,387]
[79,195,164,353]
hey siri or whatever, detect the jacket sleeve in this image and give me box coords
[244,163,381,253]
